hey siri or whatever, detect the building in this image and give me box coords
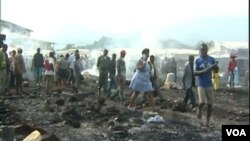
[0,20,55,52]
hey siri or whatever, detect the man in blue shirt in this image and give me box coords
[194,43,218,126]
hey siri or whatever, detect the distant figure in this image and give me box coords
[211,63,220,91]
[148,55,164,101]
[0,44,9,93]
[32,48,44,86]
[108,53,117,96]
[68,50,79,85]
[9,50,17,89]
[182,55,197,109]
[73,53,83,93]
[169,57,177,82]
[128,48,155,111]
[194,43,217,126]
[14,48,26,94]
[97,49,111,108]
[58,53,70,87]
[116,50,126,103]
[44,52,55,96]
[228,56,237,89]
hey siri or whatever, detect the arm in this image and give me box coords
[194,62,218,76]
[96,56,101,69]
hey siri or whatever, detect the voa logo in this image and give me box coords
[226,129,246,136]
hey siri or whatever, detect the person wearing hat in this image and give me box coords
[13,48,26,94]
[193,43,218,126]
[116,50,127,103]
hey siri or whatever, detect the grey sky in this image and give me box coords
[1,0,249,46]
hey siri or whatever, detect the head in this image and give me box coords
[112,53,116,60]
[142,48,150,59]
[200,43,208,57]
[37,48,41,53]
[12,50,16,56]
[120,50,126,58]
[49,51,54,58]
[17,48,23,54]
[188,55,194,64]
[65,53,70,59]
[230,56,236,61]
[74,49,79,55]
[150,55,155,62]
[103,49,108,56]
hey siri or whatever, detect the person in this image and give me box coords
[58,53,70,87]
[9,50,16,89]
[194,43,218,126]
[73,53,83,93]
[182,55,197,109]
[97,49,111,108]
[169,57,177,82]
[44,52,55,96]
[148,55,164,101]
[116,50,126,103]
[67,50,79,85]
[227,56,237,97]
[108,53,117,97]
[228,56,237,88]
[211,64,220,91]
[128,48,155,111]
[32,48,44,86]
[0,44,9,93]
[13,48,26,95]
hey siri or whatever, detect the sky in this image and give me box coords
[1,0,249,47]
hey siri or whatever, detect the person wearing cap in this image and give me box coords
[116,50,126,103]
[194,43,218,126]
[128,48,155,111]
[13,48,26,94]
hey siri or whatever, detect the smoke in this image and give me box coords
[83,32,166,80]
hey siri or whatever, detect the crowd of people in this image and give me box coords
[0,41,244,127]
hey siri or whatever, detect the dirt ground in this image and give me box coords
[0,75,249,141]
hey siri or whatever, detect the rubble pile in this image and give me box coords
[0,75,249,140]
